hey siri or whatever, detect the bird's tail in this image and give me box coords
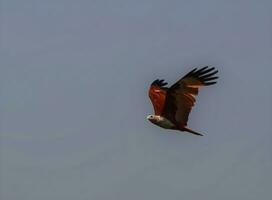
[182,127,204,136]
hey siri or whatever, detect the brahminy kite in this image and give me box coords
[147,66,218,136]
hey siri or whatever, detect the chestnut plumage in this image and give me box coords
[147,66,218,136]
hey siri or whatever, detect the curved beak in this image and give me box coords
[146,115,152,120]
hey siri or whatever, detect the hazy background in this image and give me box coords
[1,0,272,199]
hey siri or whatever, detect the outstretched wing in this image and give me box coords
[162,66,218,127]
[148,79,168,115]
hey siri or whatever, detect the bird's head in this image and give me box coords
[147,115,160,124]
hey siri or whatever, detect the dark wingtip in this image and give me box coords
[204,81,217,86]
[184,67,198,77]
[151,79,168,87]
[184,66,219,86]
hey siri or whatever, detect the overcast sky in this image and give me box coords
[1,0,272,199]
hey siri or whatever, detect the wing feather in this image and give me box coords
[162,67,218,127]
[148,79,168,115]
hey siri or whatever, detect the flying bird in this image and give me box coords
[147,66,218,136]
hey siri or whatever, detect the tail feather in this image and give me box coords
[182,127,204,136]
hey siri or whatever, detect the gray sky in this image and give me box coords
[1,0,272,199]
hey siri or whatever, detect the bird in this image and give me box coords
[147,66,218,136]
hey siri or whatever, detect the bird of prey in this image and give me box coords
[147,66,218,136]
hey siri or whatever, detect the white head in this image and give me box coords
[146,114,160,123]
[147,114,175,129]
